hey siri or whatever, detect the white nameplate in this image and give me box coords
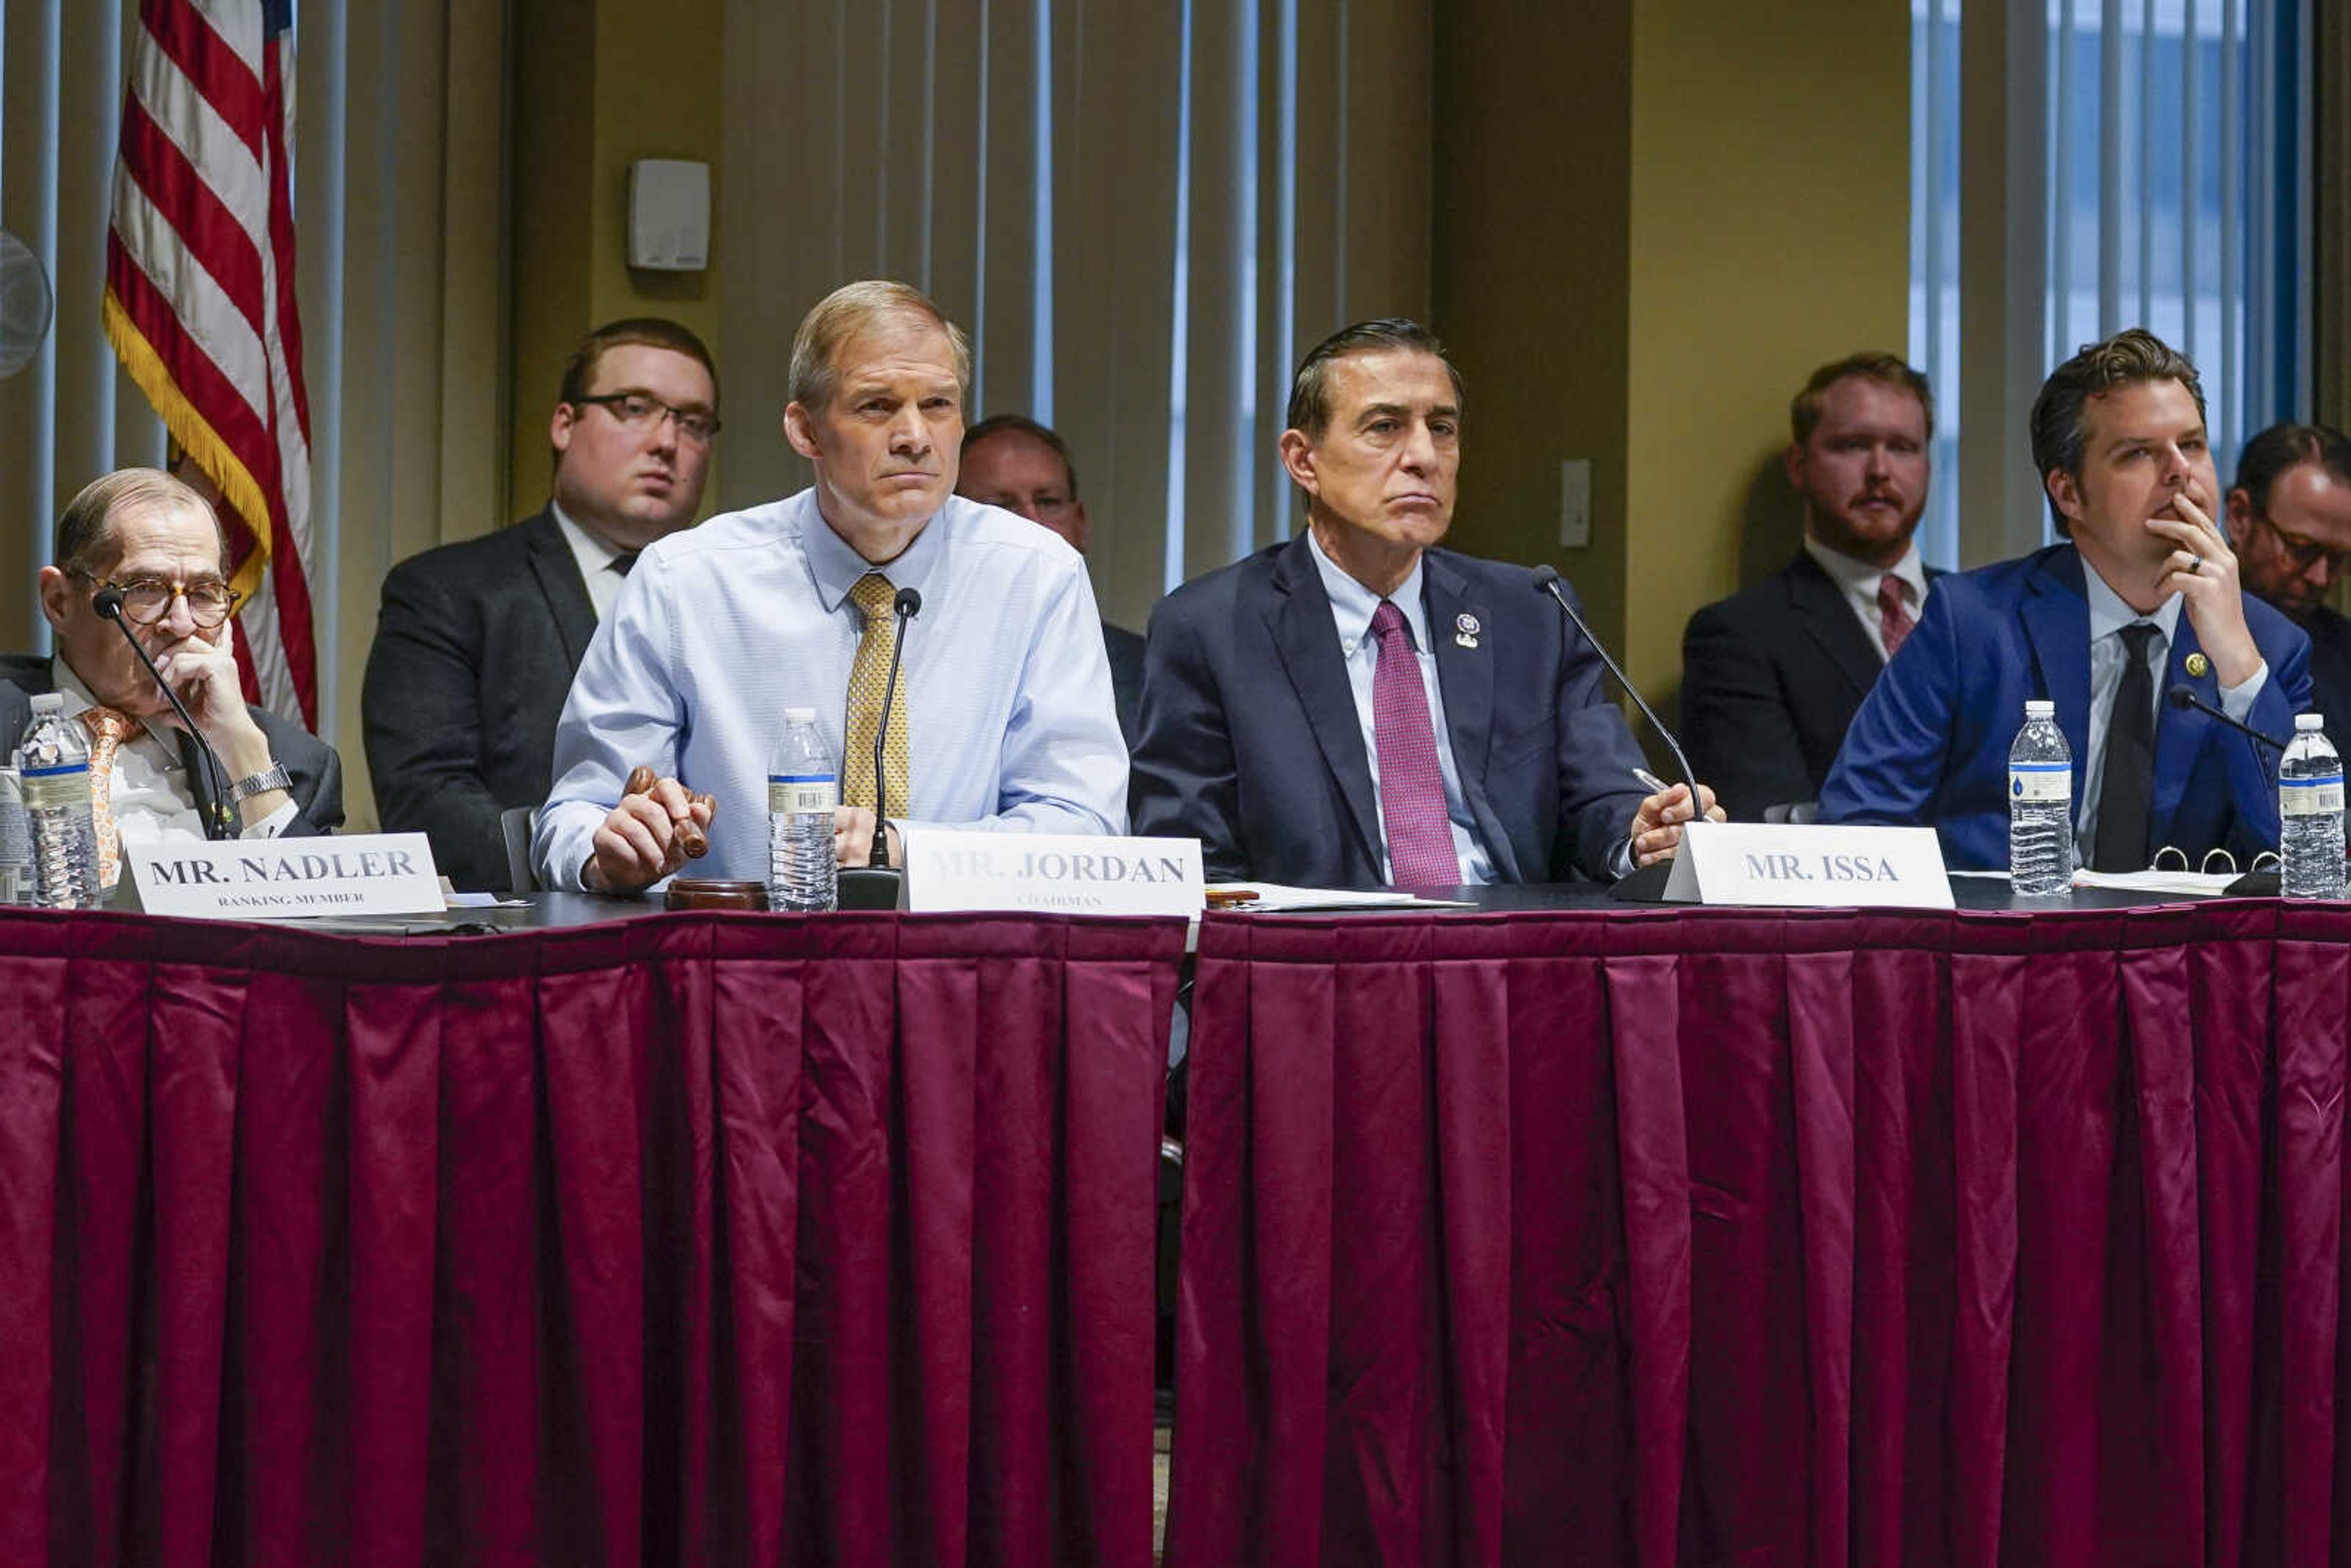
[119,832,447,920]
[1661,820,1954,909]
[902,830,1204,916]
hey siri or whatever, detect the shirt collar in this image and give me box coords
[47,658,178,753]
[550,501,629,577]
[797,491,948,613]
[1307,527,1431,656]
[1804,535,1928,603]
[2079,553,2184,645]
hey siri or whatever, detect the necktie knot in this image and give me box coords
[2118,621,2162,659]
[81,707,138,747]
[1370,599,1412,648]
[851,572,897,619]
[611,550,640,578]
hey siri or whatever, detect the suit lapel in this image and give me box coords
[1267,539,1382,866]
[523,511,601,670]
[2022,550,2095,816]
[1424,555,1513,880]
[1785,552,1884,699]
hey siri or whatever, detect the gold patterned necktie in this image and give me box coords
[81,706,138,889]
[842,572,912,816]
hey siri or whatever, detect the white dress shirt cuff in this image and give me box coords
[239,800,299,840]
[2218,659,2268,722]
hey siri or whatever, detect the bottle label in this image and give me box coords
[2009,762,2071,804]
[19,765,90,812]
[769,773,836,815]
[2281,775,2345,817]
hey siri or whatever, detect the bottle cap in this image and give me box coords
[785,706,817,722]
[2025,699,2055,717]
[2297,712,2326,731]
[27,692,61,715]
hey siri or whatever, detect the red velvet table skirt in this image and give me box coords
[0,908,1185,1568]
[1168,901,2351,1568]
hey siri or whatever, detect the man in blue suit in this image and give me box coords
[1821,328,2311,871]
[1129,318,1719,887]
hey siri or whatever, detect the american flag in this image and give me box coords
[102,0,318,728]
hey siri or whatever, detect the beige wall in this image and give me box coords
[1436,0,1911,722]
[506,0,724,525]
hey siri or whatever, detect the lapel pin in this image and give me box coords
[2185,651,2210,678]
[1455,612,1480,649]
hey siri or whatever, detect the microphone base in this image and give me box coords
[838,866,905,910]
[1605,859,1682,904]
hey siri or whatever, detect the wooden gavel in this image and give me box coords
[624,765,715,859]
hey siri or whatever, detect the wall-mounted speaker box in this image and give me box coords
[628,159,710,272]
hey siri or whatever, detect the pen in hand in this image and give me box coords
[1632,767,1670,795]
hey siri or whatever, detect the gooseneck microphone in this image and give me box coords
[92,586,234,839]
[1531,565,1705,808]
[2166,683,2287,754]
[865,586,923,870]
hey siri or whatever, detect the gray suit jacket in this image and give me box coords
[0,653,342,838]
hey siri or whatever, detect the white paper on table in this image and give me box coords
[2071,869,2243,898]
[1205,882,1476,912]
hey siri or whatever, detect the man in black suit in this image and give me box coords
[956,413,1147,746]
[2223,421,2351,726]
[1130,318,1718,888]
[1681,352,1940,820]
[362,318,718,888]
[9,468,340,890]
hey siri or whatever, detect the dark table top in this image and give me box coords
[262,872,2238,939]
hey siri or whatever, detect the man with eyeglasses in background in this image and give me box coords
[2224,421,2351,727]
[2,468,342,887]
[363,317,718,889]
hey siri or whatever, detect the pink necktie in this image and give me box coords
[1368,601,1460,887]
[1877,575,1915,660]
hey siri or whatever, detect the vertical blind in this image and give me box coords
[715,0,1430,633]
[0,3,504,825]
[1913,0,2304,566]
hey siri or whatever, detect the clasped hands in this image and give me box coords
[585,766,896,894]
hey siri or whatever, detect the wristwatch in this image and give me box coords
[227,760,293,805]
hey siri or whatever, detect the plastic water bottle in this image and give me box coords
[2008,699,2074,897]
[2280,713,2346,900]
[19,694,100,909]
[768,708,839,912]
[0,754,31,906]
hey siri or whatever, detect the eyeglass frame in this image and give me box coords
[2252,511,2351,577]
[66,568,243,628]
[570,390,722,444]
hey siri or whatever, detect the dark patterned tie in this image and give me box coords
[1368,601,1460,887]
[612,551,640,577]
[1877,575,1914,659]
[2092,622,2163,872]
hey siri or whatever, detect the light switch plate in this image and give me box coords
[1559,459,1591,549]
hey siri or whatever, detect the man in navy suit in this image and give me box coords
[1821,328,2310,871]
[1682,352,1942,820]
[1129,318,1719,888]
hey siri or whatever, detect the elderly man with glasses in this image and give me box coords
[2224,421,2351,727]
[5,468,342,887]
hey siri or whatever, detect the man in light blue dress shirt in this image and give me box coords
[534,281,1127,893]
